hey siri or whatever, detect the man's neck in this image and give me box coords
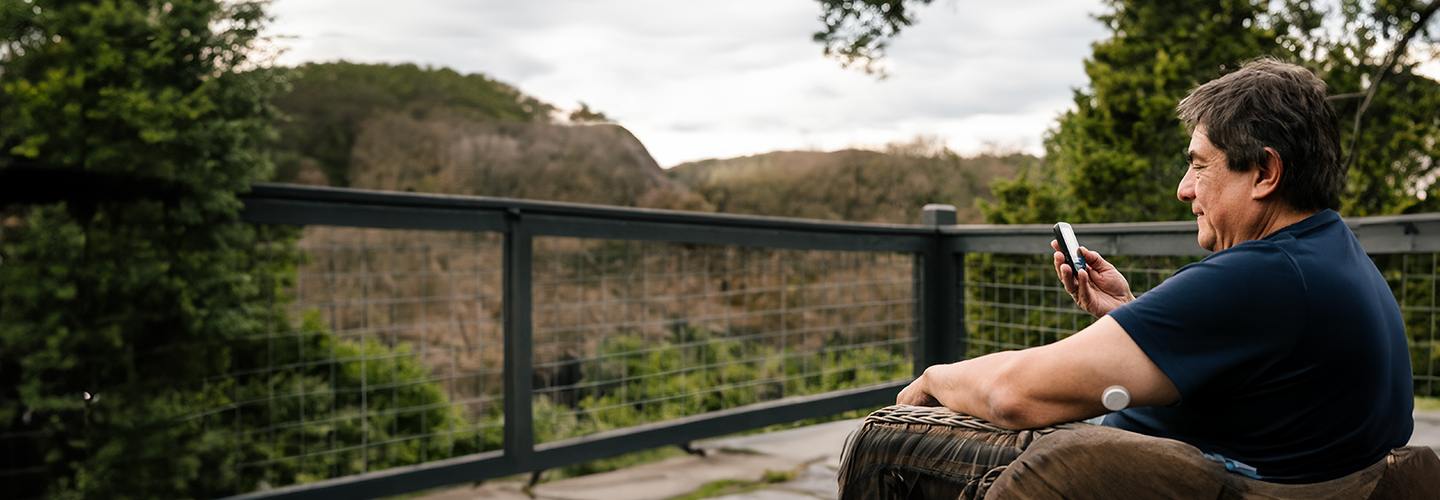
[1255,205,1320,241]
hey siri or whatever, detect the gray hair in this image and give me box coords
[1177,57,1343,212]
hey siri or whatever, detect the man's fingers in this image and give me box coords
[1058,258,1078,291]
[1081,246,1107,270]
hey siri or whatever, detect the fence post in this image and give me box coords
[503,208,535,469]
[917,204,960,376]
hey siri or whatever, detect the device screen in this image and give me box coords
[1053,222,1086,273]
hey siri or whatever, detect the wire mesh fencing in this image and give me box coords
[1378,253,1440,397]
[201,226,507,492]
[197,226,917,493]
[529,238,916,444]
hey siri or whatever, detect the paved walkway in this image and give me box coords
[422,411,1440,500]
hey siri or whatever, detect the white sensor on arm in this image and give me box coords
[1102,385,1130,412]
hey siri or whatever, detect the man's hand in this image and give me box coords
[897,371,941,407]
[1053,241,1135,317]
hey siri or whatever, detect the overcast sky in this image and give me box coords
[263,0,1111,167]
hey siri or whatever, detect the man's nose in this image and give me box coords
[1177,169,1196,203]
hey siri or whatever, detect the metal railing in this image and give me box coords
[220,183,1440,499]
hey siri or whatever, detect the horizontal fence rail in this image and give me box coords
[173,184,1440,499]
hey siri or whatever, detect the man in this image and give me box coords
[894,58,1416,489]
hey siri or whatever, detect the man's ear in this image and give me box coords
[1252,148,1283,200]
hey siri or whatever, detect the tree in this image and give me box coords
[986,0,1291,224]
[1309,0,1440,215]
[569,101,612,123]
[0,1,285,497]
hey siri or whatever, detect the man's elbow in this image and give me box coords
[984,388,1047,430]
[980,359,1067,429]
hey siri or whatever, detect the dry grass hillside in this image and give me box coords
[668,143,1033,224]
[345,114,711,210]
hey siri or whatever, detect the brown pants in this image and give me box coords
[840,416,1440,500]
[988,424,1440,500]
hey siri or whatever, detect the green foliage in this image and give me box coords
[981,171,1065,225]
[568,102,612,123]
[1373,254,1440,397]
[0,1,286,497]
[988,0,1288,225]
[982,0,1440,225]
[1307,0,1440,216]
[270,62,555,186]
[520,326,909,480]
[222,309,483,490]
[568,327,908,429]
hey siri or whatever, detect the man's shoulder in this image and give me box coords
[1189,211,1352,280]
[1182,239,1302,284]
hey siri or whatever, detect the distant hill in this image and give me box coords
[347,115,707,209]
[669,145,1034,224]
[266,62,1030,222]
[270,62,555,187]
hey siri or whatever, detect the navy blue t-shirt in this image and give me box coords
[1104,210,1413,483]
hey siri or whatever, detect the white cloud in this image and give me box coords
[264,0,1111,166]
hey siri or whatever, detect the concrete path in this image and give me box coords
[418,418,861,500]
[420,411,1440,500]
[1412,410,1440,455]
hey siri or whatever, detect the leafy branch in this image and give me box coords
[813,0,933,77]
[1336,0,1440,170]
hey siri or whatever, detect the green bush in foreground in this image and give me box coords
[0,1,286,497]
[217,310,483,491]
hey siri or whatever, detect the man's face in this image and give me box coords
[1177,126,1258,252]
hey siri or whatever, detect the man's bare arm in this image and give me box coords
[895,315,1179,429]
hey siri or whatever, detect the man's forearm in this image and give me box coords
[894,316,1180,429]
[898,351,1043,428]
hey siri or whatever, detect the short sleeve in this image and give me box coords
[1108,243,1306,401]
